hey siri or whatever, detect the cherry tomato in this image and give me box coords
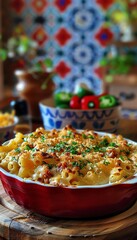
[70,96,81,109]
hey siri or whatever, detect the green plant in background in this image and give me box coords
[0,34,37,64]
[0,33,56,90]
[0,36,7,60]
[100,54,136,75]
[107,0,137,24]
[100,52,137,83]
[116,0,137,22]
[31,58,56,90]
[99,1,137,83]
[32,58,53,72]
[0,32,54,72]
[31,58,55,90]
[105,0,137,41]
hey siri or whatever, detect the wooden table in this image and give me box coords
[118,118,137,142]
[0,118,137,240]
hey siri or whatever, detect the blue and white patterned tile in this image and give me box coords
[10,0,114,94]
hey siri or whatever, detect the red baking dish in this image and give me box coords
[0,167,137,219]
[0,132,137,219]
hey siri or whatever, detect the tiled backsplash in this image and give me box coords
[7,0,115,93]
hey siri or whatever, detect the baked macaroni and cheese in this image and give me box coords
[0,125,137,186]
[0,111,15,127]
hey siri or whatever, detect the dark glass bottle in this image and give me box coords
[10,99,32,134]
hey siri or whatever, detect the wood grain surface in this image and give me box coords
[0,182,137,240]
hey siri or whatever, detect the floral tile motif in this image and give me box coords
[10,0,115,94]
[55,28,72,46]
[55,61,71,78]
[70,7,101,31]
[71,42,99,66]
[10,0,25,13]
[95,26,114,47]
[54,0,72,12]
[31,0,48,14]
[32,26,48,46]
[96,0,114,10]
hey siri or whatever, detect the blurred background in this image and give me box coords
[0,0,137,119]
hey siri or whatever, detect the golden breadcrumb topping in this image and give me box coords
[0,125,137,187]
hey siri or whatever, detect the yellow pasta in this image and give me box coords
[18,167,34,178]
[0,125,137,186]
[0,111,15,127]
[8,161,19,174]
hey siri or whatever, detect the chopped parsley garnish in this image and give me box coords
[72,160,88,169]
[72,161,79,167]
[100,138,109,147]
[23,145,36,152]
[62,130,74,139]
[41,135,46,142]
[82,152,86,157]
[119,155,125,161]
[66,144,78,154]
[82,134,87,139]
[29,133,34,137]
[49,141,78,154]
[15,148,21,153]
[103,160,110,165]
[32,148,37,152]
[48,164,54,169]
[29,133,37,138]
[93,145,106,152]
[92,139,110,153]
[11,156,18,161]
[120,149,130,155]
[125,150,130,155]
[82,134,94,139]
[71,141,78,145]
[85,146,92,153]
[88,135,94,139]
[67,130,73,137]
[42,162,54,169]
[24,145,33,151]
[49,142,66,152]
[109,142,118,147]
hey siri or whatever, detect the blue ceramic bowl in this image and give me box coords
[39,98,121,133]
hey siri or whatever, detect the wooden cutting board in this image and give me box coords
[0,181,137,240]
